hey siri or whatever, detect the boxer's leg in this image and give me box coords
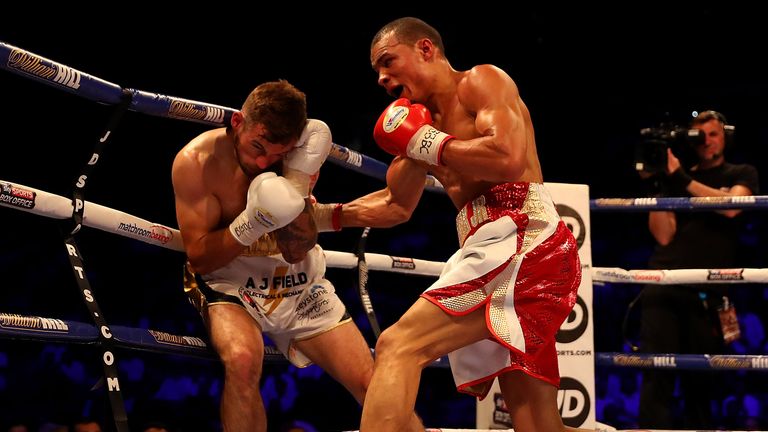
[208,303,267,432]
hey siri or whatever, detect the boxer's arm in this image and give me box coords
[275,197,318,263]
[666,149,754,218]
[276,164,322,263]
[649,211,676,246]
[172,149,245,274]
[687,182,752,218]
[339,156,427,228]
[439,65,529,182]
[274,120,327,261]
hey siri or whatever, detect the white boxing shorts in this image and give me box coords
[184,243,350,367]
[422,182,581,399]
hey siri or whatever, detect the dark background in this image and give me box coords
[1,6,768,430]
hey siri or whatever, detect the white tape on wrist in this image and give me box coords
[283,166,312,198]
[406,125,451,166]
[314,203,342,232]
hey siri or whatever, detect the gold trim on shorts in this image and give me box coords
[456,195,490,246]
[291,314,353,343]
[182,262,246,312]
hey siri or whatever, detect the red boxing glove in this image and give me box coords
[373,98,454,166]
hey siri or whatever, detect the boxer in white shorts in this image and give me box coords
[184,242,351,367]
[172,81,422,431]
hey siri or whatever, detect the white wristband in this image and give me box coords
[314,203,342,232]
[406,124,452,166]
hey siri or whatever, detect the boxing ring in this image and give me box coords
[2,41,767,431]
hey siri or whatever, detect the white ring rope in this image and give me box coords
[1,179,184,251]
[592,267,768,284]
[323,250,444,276]
[4,178,768,285]
[0,178,445,275]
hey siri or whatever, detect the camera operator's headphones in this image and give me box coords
[691,110,736,147]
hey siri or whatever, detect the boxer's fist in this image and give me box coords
[373,98,454,166]
[229,172,305,246]
[283,119,332,197]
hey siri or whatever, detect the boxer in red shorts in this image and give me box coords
[314,17,583,432]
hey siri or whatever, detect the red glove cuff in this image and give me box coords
[436,135,453,165]
[332,203,343,231]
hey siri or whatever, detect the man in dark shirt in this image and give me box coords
[639,110,759,428]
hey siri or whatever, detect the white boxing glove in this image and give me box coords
[283,119,332,197]
[228,172,305,246]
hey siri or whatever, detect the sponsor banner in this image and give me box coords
[329,144,364,168]
[707,269,744,281]
[167,97,226,124]
[148,329,207,348]
[6,47,81,90]
[0,313,67,332]
[391,256,416,270]
[0,181,36,209]
[116,222,174,245]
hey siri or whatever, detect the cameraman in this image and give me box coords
[638,110,759,428]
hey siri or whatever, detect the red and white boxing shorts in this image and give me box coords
[422,182,581,398]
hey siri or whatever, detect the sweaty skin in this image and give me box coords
[346,33,542,225]
[376,36,541,208]
[174,101,424,431]
[173,117,314,275]
[345,26,588,432]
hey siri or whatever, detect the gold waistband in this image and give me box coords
[456,194,490,246]
[454,182,543,246]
